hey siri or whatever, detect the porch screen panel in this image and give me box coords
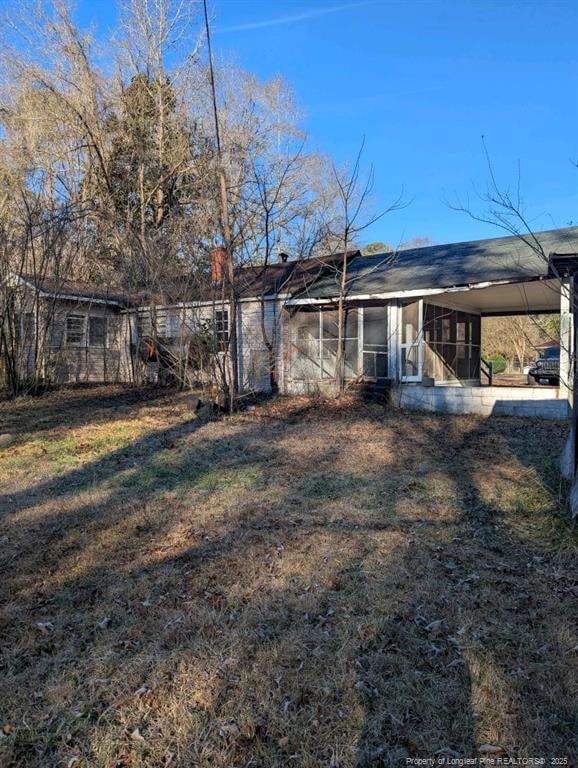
[290,311,320,380]
[401,301,420,378]
[321,309,359,379]
[289,308,359,381]
[423,304,481,382]
[362,305,388,380]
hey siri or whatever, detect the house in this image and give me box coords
[120,247,360,392]
[282,226,578,419]
[1,248,356,393]
[4,226,578,420]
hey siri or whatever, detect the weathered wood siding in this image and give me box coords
[45,300,127,385]
[237,299,279,393]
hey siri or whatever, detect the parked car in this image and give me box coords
[528,346,560,385]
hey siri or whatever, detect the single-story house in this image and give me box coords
[4,226,578,419]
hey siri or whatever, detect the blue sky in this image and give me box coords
[76,0,578,246]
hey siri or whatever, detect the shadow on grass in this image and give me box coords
[0,385,176,439]
[0,398,576,766]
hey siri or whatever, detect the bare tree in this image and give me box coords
[324,141,403,394]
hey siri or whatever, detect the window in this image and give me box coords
[362,305,388,380]
[89,316,107,347]
[65,314,109,347]
[66,315,85,346]
[215,309,229,351]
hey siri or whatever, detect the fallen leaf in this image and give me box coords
[2,724,12,735]
[128,727,145,742]
[36,622,54,635]
[479,744,504,754]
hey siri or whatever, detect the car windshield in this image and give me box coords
[541,347,559,359]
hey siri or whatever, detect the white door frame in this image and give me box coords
[398,299,423,383]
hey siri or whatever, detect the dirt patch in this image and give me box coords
[0,387,576,766]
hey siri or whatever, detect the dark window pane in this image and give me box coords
[363,351,376,378]
[344,308,359,339]
[375,353,388,379]
[344,339,358,378]
[89,316,106,347]
[471,316,481,346]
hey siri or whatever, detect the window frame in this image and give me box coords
[65,314,86,347]
[214,308,229,352]
[65,313,109,348]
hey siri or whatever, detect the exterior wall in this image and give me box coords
[135,298,281,393]
[238,299,278,393]
[392,383,569,420]
[45,299,126,385]
[2,286,130,387]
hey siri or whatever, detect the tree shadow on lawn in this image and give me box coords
[0,402,576,766]
[380,413,577,757]
[0,385,177,441]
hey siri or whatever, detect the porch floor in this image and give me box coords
[485,373,554,388]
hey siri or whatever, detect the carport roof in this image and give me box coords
[294,226,578,300]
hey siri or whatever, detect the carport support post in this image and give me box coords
[559,277,573,413]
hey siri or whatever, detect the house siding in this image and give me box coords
[45,300,127,385]
[238,299,279,392]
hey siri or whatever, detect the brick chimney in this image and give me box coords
[211,246,228,283]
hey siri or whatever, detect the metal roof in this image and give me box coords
[294,227,578,300]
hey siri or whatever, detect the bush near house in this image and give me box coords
[486,352,507,374]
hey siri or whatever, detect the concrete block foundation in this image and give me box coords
[392,384,569,420]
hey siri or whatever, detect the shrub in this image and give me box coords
[487,352,507,374]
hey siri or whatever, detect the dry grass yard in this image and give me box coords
[0,386,576,767]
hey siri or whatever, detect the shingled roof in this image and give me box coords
[19,274,131,306]
[129,251,361,306]
[292,227,578,300]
